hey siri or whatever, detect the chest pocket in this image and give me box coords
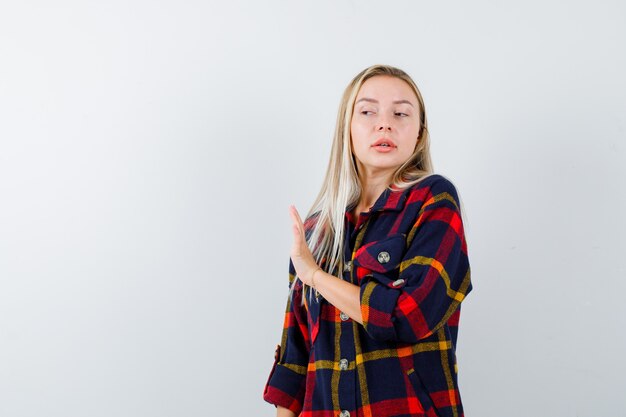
[353,233,407,288]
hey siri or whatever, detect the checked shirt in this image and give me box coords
[263,174,473,417]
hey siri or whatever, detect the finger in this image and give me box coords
[289,205,305,236]
[288,206,299,235]
[291,223,301,243]
[289,205,302,225]
[289,208,305,248]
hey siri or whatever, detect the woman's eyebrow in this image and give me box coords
[355,97,414,107]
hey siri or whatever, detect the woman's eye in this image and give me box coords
[361,110,374,115]
[395,112,408,117]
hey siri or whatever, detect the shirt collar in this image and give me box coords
[371,183,409,212]
[346,183,409,219]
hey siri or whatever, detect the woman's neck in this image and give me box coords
[357,171,393,211]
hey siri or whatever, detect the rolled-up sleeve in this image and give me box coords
[358,178,472,343]
[263,260,310,414]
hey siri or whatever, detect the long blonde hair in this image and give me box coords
[298,64,434,300]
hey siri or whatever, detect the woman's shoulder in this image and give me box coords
[404,173,460,197]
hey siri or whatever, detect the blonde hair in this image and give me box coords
[297,64,435,301]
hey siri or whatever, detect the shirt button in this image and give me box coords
[392,278,405,287]
[339,311,349,321]
[377,251,390,264]
[339,358,349,370]
[344,261,352,272]
[339,410,350,417]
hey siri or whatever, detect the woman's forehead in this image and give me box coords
[356,76,417,104]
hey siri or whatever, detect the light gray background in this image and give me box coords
[1,1,625,416]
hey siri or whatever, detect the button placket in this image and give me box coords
[337,213,362,417]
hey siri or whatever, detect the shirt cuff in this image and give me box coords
[263,361,306,414]
[360,278,402,341]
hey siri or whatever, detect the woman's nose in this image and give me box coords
[377,121,392,131]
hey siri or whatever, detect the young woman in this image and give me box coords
[263,64,473,417]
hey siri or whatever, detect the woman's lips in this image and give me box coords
[370,137,397,153]
[372,144,395,153]
[371,138,397,152]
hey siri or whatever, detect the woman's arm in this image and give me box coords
[288,205,363,323]
[262,259,310,413]
[277,405,297,417]
[309,268,363,324]
[353,178,472,343]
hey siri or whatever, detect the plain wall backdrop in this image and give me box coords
[1,1,625,416]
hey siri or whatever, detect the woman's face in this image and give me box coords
[350,75,421,180]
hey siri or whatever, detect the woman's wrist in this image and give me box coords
[309,266,322,288]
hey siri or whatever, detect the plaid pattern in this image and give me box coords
[263,174,472,417]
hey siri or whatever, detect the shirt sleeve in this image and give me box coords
[357,177,472,344]
[263,259,310,414]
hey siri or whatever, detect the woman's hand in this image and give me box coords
[276,405,297,417]
[288,205,364,324]
[288,205,319,286]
